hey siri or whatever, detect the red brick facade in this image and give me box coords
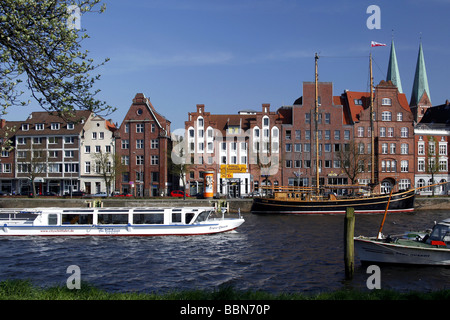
[115,93,171,196]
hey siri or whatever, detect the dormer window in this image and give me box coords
[67,123,75,130]
[35,123,44,130]
[21,124,29,131]
[51,123,60,130]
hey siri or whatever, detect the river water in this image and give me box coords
[1,210,449,294]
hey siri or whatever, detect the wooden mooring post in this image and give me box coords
[344,207,355,280]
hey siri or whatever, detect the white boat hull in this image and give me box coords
[354,237,450,266]
[0,207,245,237]
[1,219,244,236]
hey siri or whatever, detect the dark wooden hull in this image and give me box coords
[251,189,415,215]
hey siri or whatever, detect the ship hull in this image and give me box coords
[251,189,415,215]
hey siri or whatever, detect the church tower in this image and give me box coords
[386,40,403,93]
[410,42,432,123]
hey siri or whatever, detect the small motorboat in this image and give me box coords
[0,207,244,236]
[354,218,450,265]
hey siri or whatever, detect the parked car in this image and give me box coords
[170,190,190,197]
[92,192,108,197]
[113,193,133,198]
[70,191,86,197]
[243,191,261,198]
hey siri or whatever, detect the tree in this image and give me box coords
[92,151,125,196]
[17,146,48,197]
[170,134,190,200]
[0,0,113,119]
[336,140,370,186]
[426,137,440,196]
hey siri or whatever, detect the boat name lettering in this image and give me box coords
[40,229,74,233]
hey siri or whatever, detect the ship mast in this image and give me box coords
[369,53,375,191]
[314,53,320,195]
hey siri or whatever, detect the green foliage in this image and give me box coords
[0,0,114,119]
[1,279,449,300]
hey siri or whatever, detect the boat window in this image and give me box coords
[48,214,58,225]
[428,224,450,244]
[62,214,93,225]
[133,214,164,224]
[193,211,210,223]
[185,213,195,224]
[172,212,182,223]
[98,214,129,224]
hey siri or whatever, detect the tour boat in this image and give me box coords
[0,207,245,236]
[354,218,450,265]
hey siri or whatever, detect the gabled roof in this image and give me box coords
[15,110,92,136]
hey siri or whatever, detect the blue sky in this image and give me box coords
[6,0,450,130]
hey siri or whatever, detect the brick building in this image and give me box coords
[115,93,171,197]
[341,81,416,194]
[13,111,116,195]
[280,81,353,191]
[184,103,283,197]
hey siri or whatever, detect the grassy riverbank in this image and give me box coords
[0,279,449,300]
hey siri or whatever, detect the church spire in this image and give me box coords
[410,42,431,107]
[386,40,403,93]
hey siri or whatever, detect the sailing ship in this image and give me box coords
[251,53,416,215]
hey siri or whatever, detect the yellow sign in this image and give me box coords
[220,165,247,178]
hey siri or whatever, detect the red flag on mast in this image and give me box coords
[371,41,387,47]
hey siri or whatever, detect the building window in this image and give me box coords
[151,155,159,165]
[439,143,447,155]
[136,123,144,133]
[439,159,448,172]
[85,162,91,174]
[305,113,310,124]
[151,139,158,149]
[418,143,425,155]
[285,160,292,168]
[51,123,60,130]
[387,127,394,137]
[325,113,331,124]
[397,112,403,121]
[418,159,425,171]
[285,143,292,152]
[295,130,301,139]
[401,143,409,154]
[334,130,340,140]
[399,179,411,190]
[357,127,364,137]
[381,111,392,121]
[401,127,408,138]
[390,143,396,154]
[381,143,388,154]
[380,127,386,137]
[121,140,129,149]
[136,139,144,149]
[121,156,129,165]
[64,136,75,144]
[382,98,392,105]
[401,160,409,172]
[344,130,350,140]
[35,123,44,130]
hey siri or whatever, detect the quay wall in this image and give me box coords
[0,196,448,212]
